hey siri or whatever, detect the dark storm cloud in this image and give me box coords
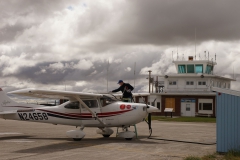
[1,0,240,93]
[107,0,240,46]
[0,0,78,43]
[0,24,26,42]
[1,52,162,89]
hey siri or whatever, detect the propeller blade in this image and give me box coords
[148,113,151,130]
[148,113,152,138]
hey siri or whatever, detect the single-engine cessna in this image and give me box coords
[0,88,158,141]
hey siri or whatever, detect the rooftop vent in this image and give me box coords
[188,56,193,61]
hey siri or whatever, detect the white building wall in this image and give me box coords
[165,77,231,92]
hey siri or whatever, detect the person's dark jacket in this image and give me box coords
[112,83,134,98]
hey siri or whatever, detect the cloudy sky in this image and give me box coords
[1,0,240,94]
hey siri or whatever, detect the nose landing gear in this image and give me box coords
[96,127,114,138]
[116,125,137,140]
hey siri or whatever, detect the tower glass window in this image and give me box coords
[187,65,194,73]
[195,64,203,73]
[206,65,212,74]
[178,65,186,73]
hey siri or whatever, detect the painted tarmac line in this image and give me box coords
[3,139,35,143]
[0,132,23,135]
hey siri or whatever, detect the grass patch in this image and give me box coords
[201,153,217,160]
[184,156,201,160]
[152,116,216,123]
[184,150,240,160]
[225,149,240,160]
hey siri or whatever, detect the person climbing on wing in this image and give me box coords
[111,80,134,102]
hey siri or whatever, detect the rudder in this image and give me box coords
[0,88,17,112]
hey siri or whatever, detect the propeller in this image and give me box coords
[147,113,152,138]
[143,98,156,138]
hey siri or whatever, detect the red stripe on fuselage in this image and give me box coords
[3,106,134,118]
[37,108,133,118]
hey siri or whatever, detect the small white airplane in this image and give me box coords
[0,88,158,141]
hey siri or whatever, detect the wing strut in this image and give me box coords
[74,96,105,126]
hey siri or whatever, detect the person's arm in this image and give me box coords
[112,86,122,92]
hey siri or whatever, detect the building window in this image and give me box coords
[186,81,194,85]
[157,102,161,110]
[178,65,186,73]
[206,65,212,74]
[223,83,226,88]
[169,81,177,85]
[218,82,221,87]
[198,81,206,85]
[187,64,194,73]
[199,103,212,110]
[195,64,203,73]
[186,104,190,111]
[212,81,215,87]
[198,99,213,114]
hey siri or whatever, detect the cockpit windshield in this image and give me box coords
[100,95,119,107]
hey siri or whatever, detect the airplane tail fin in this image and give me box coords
[0,88,17,112]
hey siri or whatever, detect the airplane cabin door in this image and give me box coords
[80,99,102,126]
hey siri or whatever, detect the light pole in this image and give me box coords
[148,70,152,93]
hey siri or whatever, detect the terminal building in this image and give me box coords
[144,55,235,117]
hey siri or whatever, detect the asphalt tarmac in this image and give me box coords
[0,119,216,160]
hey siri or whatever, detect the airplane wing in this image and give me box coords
[108,93,150,97]
[8,88,104,100]
[9,88,150,100]
[102,93,150,100]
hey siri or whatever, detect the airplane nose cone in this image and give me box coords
[147,105,159,113]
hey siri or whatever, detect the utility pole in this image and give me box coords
[107,60,109,92]
[134,62,136,92]
[155,76,158,93]
[148,70,152,93]
[152,77,154,93]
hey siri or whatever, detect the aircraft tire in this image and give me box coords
[125,138,132,140]
[73,138,82,141]
[102,134,110,138]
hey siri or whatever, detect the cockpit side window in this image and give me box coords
[100,96,118,107]
[64,101,80,109]
[82,100,98,108]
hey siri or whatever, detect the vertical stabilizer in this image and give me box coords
[0,88,17,112]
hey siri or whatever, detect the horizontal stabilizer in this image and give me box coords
[0,110,17,115]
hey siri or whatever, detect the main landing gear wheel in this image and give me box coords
[125,138,132,140]
[102,134,110,138]
[73,138,82,141]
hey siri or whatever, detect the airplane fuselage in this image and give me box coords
[1,101,149,127]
